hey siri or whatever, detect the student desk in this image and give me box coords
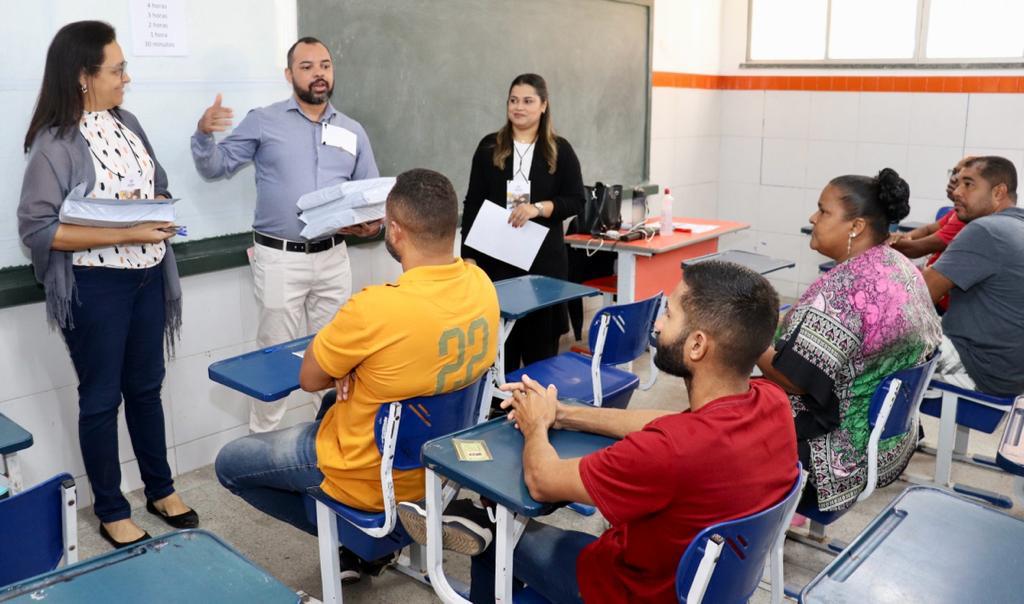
[996,395,1024,505]
[800,486,1024,603]
[208,335,314,402]
[422,417,615,604]
[207,275,600,399]
[0,530,300,603]
[492,275,601,387]
[681,249,796,276]
[0,413,33,494]
[565,217,748,303]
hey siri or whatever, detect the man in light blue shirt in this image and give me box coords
[191,37,381,432]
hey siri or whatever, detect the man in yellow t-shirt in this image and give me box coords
[215,168,498,583]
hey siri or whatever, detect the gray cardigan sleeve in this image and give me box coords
[18,136,75,284]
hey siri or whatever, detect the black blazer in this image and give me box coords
[460,133,585,282]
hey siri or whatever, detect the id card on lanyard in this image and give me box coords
[506,178,531,208]
[119,171,146,200]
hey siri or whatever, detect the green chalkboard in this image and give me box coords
[299,0,651,199]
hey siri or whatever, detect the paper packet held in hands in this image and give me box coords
[59,182,178,227]
[297,177,395,239]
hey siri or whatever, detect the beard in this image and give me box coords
[295,78,333,105]
[653,329,693,382]
[384,233,401,263]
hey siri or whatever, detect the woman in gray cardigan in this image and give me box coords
[18,21,197,548]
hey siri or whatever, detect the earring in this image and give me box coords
[80,84,87,93]
[846,231,855,256]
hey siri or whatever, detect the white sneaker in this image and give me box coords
[398,499,493,556]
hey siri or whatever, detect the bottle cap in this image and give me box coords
[664,188,671,194]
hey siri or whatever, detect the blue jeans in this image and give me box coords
[214,421,324,535]
[62,265,174,522]
[470,520,596,604]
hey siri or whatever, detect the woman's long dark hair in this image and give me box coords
[24,21,115,152]
[492,73,558,175]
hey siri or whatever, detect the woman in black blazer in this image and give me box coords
[461,73,585,370]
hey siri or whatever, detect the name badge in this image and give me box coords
[321,123,358,156]
[119,172,145,200]
[506,178,531,209]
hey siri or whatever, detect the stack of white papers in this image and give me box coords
[59,183,177,227]
[297,177,395,240]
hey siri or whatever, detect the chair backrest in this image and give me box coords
[588,293,662,367]
[0,473,75,587]
[373,375,489,471]
[867,351,940,441]
[675,464,805,603]
[936,206,953,221]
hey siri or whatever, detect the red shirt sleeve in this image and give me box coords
[935,211,965,245]
[579,423,677,525]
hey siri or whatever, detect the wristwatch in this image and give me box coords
[533,202,546,217]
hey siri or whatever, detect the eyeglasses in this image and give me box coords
[94,61,128,78]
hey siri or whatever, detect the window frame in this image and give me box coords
[745,0,1024,66]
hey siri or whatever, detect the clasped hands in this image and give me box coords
[499,374,563,435]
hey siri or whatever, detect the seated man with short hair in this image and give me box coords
[215,168,499,583]
[923,156,1024,396]
[404,261,798,603]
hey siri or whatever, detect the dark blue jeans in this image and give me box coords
[62,265,174,522]
[214,421,324,535]
[470,520,596,604]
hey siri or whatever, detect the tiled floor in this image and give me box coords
[73,318,1022,602]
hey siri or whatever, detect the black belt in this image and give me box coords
[253,232,345,254]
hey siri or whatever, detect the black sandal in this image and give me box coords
[146,499,200,529]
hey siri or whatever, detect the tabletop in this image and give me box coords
[493,275,601,320]
[207,335,313,402]
[0,413,32,456]
[801,486,1024,604]
[422,416,615,517]
[565,217,748,256]
[681,249,796,276]
[0,530,299,603]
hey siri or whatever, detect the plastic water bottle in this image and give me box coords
[660,188,674,236]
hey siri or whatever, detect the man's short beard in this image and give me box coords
[295,81,332,105]
[653,329,693,381]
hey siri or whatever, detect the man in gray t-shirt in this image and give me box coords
[924,156,1024,396]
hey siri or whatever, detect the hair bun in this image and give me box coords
[876,168,910,223]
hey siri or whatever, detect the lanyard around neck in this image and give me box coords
[513,140,535,180]
[85,111,145,181]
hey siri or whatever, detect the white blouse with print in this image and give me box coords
[74,111,166,269]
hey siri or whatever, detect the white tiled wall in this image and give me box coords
[0,241,400,510]
[716,90,1024,297]
[650,87,722,220]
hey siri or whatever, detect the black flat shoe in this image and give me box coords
[99,524,151,549]
[146,499,200,529]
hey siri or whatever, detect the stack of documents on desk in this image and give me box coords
[59,183,177,227]
[297,177,395,240]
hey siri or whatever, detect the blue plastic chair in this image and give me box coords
[997,396,1024,506]
[305,376,490,604]
[914,380,1020,508]
[677,464,806,604]
[935,205,953,221]
[0,473,78,587]
[792,352,939,551]
[506,293,663,409]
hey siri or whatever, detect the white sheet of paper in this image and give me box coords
[130,0,189,56]
[464,201,548,271]
[674,222,718,235]
[292,351,305,359]
[322,123,358,156]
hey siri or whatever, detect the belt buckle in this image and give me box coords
[303,241,314,254]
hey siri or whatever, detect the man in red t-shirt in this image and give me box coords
[467,261,798,603]
[890,158,970,311]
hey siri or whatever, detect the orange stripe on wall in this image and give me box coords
[652,72,1024,93]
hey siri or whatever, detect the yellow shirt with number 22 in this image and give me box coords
[311,258,499,511]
